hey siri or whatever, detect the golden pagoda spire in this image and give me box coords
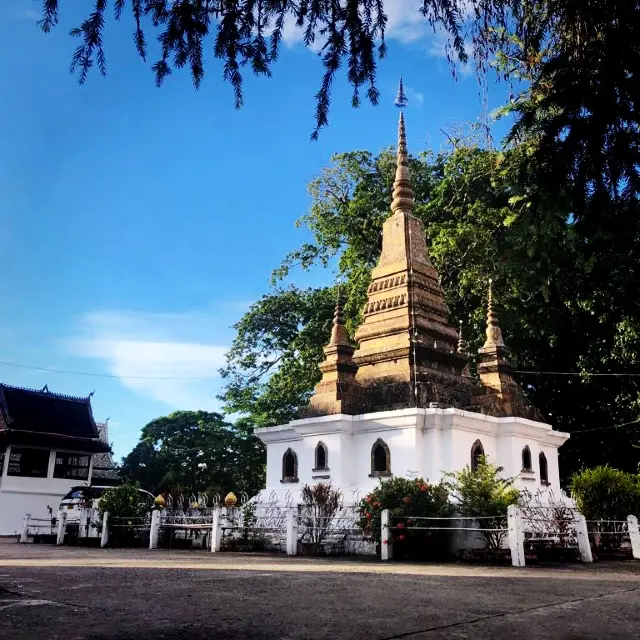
[475,279,541,419]
[329,288,350,346]
[481,279,505,350]
[305,287,362,416]
[390,111,415,216]
[457,320,467,354]
[458,320,473,378]
[352,77,471,408]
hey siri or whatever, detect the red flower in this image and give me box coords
[365,496,372,503]
[397,522,404,530]
[420,484,430,492]
[407,519,413,525]
[402,496,412,504]
[374,501,381,508]
[382,540,388,545]
[365,512,372,520]
[398,534,405,541]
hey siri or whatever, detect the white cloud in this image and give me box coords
[427,31,475,77]
[22,10,41,22]
[384,0,430,43]
[404,86,425,105]
[68,310,229,411]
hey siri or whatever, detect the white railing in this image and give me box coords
[21,504,640,565]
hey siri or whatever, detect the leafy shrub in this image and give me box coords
[98,483,150,520]
[445,456,519,549]
[98,483,151,546]
[300,482,343,547]
[357,477,453,546]
[570,466,640,521]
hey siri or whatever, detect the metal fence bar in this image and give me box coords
[391,526,507,532]
[393,515,506,521]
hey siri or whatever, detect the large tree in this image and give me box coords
[220,143,640,480]
[121,411,265,497]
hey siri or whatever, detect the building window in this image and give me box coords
[539,452,549,485]
[471,440,484,472]
[314,442,328,471]
[522,446,532,472]
[7,448,50,478]
[281,448,298,483]
[370,439,391,477]
[54,453,90,480]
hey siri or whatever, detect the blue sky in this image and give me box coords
[0,1,511,460]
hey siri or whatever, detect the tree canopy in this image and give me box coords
[38,1,640,213]
[120,410,265,497]
[220,141,640,481]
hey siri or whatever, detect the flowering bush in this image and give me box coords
[357,477,453,544]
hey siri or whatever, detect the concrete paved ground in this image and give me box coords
[0,540,639,639]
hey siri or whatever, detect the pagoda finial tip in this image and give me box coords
[394,76,408,108]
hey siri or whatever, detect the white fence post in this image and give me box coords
[19,516,29,543]
[79,508,87,539]
[210,507,222,553]
[100,512,109,548]
[507,505,526,567]
[286,508,298,556]
[56,510,67,545]
[574,513,593,563]
[149,509,161,550]
[381,509,392,561]
[627,515,640,560]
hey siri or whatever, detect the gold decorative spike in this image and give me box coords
[457,320,467,354]
[329,288,350,346]
[391,112,415,215]
[458,321,473,379]
[481,279,505,351]
[474,280,541,420]
[304,288,362,416]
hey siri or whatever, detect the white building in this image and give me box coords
[257,105,569,503]
[258,407,567,503]
[0,384,109,535]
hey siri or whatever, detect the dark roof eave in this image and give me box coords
[0,429,110,453]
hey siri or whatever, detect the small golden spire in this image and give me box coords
[329,287,350,346]
[390,111,415,215]
[457,320,467,355]
[482,279,505,350]
[458,320,473,378]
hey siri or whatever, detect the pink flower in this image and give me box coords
[407,519,413,525]
[398,534,405,541]
[397,522,404,530]
[365,512,372,520]
[382,540,388,545]
[402,496,412,504]
[420,484,429,492]
[365,496,372,503]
